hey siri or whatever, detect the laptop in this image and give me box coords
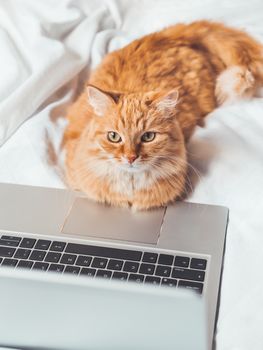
[0,183,228,349]
[0,267,206,350]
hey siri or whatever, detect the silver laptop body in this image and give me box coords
[0,183,228,349]
[0,268,207,350]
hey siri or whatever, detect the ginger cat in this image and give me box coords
[64,20,263,210]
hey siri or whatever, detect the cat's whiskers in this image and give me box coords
[152,154,203,184]
[73,151,195,192]
[148,155,200,198]
[71,157,112,179]
[176,158,203,185]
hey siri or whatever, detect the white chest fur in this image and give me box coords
[110,168,156,197]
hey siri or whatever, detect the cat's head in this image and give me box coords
[83,85,186,181]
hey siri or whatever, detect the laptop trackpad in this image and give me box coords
[62,197,165,245]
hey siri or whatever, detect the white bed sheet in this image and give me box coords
[0,0,263,349]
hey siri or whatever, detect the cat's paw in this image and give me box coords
[130,201,149,212]
[216,65,255,105]
[131,200,165,212]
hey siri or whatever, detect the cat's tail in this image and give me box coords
[215,65,261,105]
[170,21,263,105]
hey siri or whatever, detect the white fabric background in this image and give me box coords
[0,0,263,349]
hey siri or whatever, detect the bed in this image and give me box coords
[1,0,263,349]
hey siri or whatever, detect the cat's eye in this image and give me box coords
[107,131,122,143]
[141,132,156,142]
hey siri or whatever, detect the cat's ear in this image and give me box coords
[86,85,120,116]
[155,89,179,114]
[144,89,179,115]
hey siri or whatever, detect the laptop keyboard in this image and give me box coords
[0,235,207,294]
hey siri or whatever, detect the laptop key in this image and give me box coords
[35,240,51,250]
[92,257,108,269]
[96,270,112,279]
[80,268,96,277]
[64,266,80,275]
[161,278,177,287]
[20,238,36,249]
[45,252,61,263]
[14,248,31,260]
[142,252,158,264]
[48,264,65,273]
[178,280,204,294]
[139,263,155,275]
[60,254,77,265]
[128,274,145,283]
[17,260,33,269]
[145,276,161,285]
[66,243,142,261]
[76,255,92,267]
[107,259,123,271]
[2,258,18,267]
[33,262,49,271]
[123,261,139,273]
[155,265,171,277]
[174,256,190,268]
[190,258,207,270]
[50,241,66,252]
[1,235,21,242]
[30,250,46,261]
[112,271,128,281]
[0,246,15,258]
[158,254,174,266]
[0,239,19,247]
[172,267,205,282]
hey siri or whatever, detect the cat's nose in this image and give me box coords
[127,155,138,164]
